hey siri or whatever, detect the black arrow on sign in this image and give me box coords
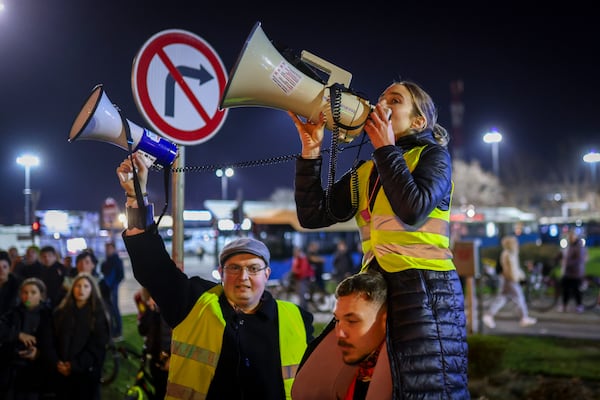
[165,65,214,117]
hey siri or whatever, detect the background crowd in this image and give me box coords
[0,242,125,399]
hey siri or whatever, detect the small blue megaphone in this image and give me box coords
[68,84,178,169]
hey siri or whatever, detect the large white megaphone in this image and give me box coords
[69,84,178,169]
[220,22,372,143]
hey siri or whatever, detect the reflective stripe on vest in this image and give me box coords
[277,301,307,398]
[355,146,455,273]
[166,285,306,400]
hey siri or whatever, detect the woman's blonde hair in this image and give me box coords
[396,81,449,147]
[501,235,518,251]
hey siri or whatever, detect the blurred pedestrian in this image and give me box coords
[306,241,326,294]
[0,251,20,316]
[7,247,21,274]
[558,230,588,313]
[38,245,67,309]
[483,235,537,328]
[134,287,172,400]
[332,239,356,284]
[291,246,313,309]
[12,246,42,281]
[101,241,125,339]
[62,255,73,273]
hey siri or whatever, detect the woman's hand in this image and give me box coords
[287,111,325,159]
[18,345,37,360]
[364,103,394,149]
[116,152,149,196]
[18,332,36,347]
[57,360,72,376]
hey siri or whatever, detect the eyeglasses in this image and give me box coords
[222,264,267,276]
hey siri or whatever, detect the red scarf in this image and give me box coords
[357,346,380,382]
[343,344,383,400]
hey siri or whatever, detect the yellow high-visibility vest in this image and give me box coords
[355,146,455,272]
[166,285,306,400]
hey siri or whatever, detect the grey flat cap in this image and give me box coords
[219,237,270,266]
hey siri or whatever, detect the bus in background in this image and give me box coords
[250,208,361,281]
[538,214,600,247]
[450,206,540,249]
[204,199,362,282]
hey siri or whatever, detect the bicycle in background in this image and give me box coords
[101,339,121,386]
[268,272,335,314]
[526,262,600,312]
[579,275,600,310]
[123,348,156,400]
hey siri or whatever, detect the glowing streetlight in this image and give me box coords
[483,129,503,177]
[583,150,600,185]
[16,154,40,225]
[216,167,234,200]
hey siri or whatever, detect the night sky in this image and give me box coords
[1,1,598,225]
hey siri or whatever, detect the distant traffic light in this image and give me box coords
[31,217,41,236]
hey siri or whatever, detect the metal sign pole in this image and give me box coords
[172,146,185,271]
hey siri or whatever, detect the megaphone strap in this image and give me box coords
[120,109,154,230]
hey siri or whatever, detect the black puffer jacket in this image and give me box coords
[295,130,452,228]
[294,130,470,399]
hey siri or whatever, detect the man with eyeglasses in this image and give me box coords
[116,153,314,400]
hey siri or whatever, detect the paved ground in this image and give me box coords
[474,302,600,339]
[117,252,600,339]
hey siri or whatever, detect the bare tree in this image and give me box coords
[452,158,504,207]
[269,187,295,206]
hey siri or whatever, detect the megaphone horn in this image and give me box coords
[219,22,372,143]
[69,84,178,169]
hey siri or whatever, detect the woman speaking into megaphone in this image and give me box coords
[289,81,470,400]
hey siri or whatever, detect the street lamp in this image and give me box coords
[16,154,40,226]
[583,150,600,185]
[483,129,503,177]
[215,167,234,200]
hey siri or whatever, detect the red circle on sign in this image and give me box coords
[132,30,228,145]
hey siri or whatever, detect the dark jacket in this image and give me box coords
[332,249,355,283]
[0,274,21,317]
[135,294,172,400]
[39,262,67,309]
[123,229,314,400]
[564,238,587,279]
[0,301,54,396]
[101,253,124,292]
[294,130,469,399]
[134,293,172,366]
[47,301,110,400]
[12,261,43,282]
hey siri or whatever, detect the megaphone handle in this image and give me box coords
[300,50,352,87]
[118,152,154,182]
